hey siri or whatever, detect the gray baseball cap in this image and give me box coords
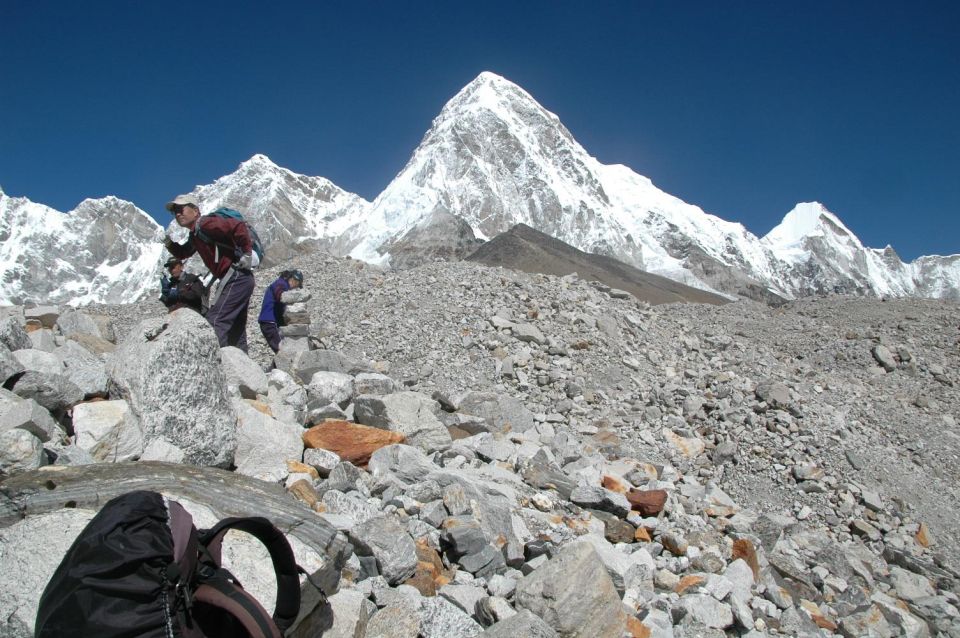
[165,194,199,213]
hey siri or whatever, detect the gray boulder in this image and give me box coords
[72,399,143,462]
[355,392,452,452]
[368,444,438,485]
[12,349,63,375]
[24,305,59,328]
[306,371,354,409]
[482,609,558,637]
[0,428,44,476]
[0,390,63,443]
[54,340,109,398]
[418,596,483,638]
[349,515,418,585]
[106,310,237,467]
[221,346,269,399]
[289,349,371,383]
[0,316,31,351]
[514,542,626,638]
[354,372,399,396]
[8,370,83,416]
[56,309,114,343]
[366,602,422,638]
[457,391,535,434]
[233,399,303,483]
[0,345,23,382]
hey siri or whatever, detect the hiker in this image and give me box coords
[158,257,204,313]
[163,194,256,352]
[259,269,304,353]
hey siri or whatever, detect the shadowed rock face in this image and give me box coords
[467,223,734,306]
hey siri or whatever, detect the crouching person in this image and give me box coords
[259,269,304,353]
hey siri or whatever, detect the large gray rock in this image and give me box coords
[679,594,734,630]
[27,329,57,353]
[457,391,535,434]
[0,428,44,475]
[0,316,31,351]
[221,346,269,399]
[355,392,452,452]
[482,609,558,637]
[106,310,237,467]
[369,444,438,485]
[570,485,631,517]
[349,515,418,585]
[0,391,63,443]
[72,399,144,462]
[233,399,304,483]
[12,349,63,376]
[514,542,626,638]
[306,371,355,409]
[354,372,399,396]
[573,535,655,593]
[56,309,114,343]
[267,368,308,425]
[366,602,422,638]
[418,596,483,638]
[54,340,109,398]
[0,345,23,382]
[289,349,371,383]
[0,508,97,637]
[24,305,59,329]
[8,370,83,415]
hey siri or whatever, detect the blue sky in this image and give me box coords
[2,1,957,260]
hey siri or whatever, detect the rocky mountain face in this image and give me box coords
[2,255,959,637]
[2,73,957,306]
[0,187,164,306]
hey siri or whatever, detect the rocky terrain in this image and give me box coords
[2,252,959,637]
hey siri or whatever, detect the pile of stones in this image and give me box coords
[2,251,958,637]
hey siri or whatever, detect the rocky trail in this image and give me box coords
[2,252,959,637]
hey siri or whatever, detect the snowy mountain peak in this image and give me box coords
[764,202,856,251]
[239,153,279,170]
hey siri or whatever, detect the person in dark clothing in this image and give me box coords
[163,194,256,352]
[159,258,204,313]
[259,270,304,353]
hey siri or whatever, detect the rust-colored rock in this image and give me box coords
[674,575,705,594]
[602,475,628,494]
[287,479,319,510]
[627,616,651,638]
[302,420,406,467]
[634,527,652,543]
[915,522,932,548]
[732,538,760,580]
[404,540,453,597]
[286,460,320,480]
[627,489,668,516]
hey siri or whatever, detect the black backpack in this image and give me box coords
[34,490,302,638]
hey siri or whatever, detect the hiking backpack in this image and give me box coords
[34,490,302,638]
[194,207,266,267]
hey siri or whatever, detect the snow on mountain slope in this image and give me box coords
[0,186,165,305]
[180,154,370,264]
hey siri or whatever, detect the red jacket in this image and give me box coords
[168,214,253,279]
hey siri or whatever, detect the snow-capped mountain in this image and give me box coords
[2,72,957,306]
[0,186,164,305]
[180,154,371,264]
[337,72,959,300]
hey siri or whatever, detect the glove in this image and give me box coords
[163,235,177,251]
[235,253,253,270]
[160,276,171,295]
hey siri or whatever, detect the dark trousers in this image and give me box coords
[259,321,282,353]
[207,269,255,352]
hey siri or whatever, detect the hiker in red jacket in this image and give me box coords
[163,194,256,352]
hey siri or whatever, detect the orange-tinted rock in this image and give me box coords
[675,575,706,594]
[627,616,651,638]
[404,540,453,597]
[602,475,628,494]
[916,522,932,548]
[287,479,319,510]
[249,401,273,416]
[286,460,320,480]
[634,527,653,543]
[627,489,668,516]
[302,420,406,467]
[732,538,760,580]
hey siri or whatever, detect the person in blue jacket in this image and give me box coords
[259,270,304,353]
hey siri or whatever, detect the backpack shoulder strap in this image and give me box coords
[192,578,282,638]
[198,517,301,632]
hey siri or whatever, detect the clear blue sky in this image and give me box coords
[2,1,957,260]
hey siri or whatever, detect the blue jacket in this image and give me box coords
[258,277,291,323]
